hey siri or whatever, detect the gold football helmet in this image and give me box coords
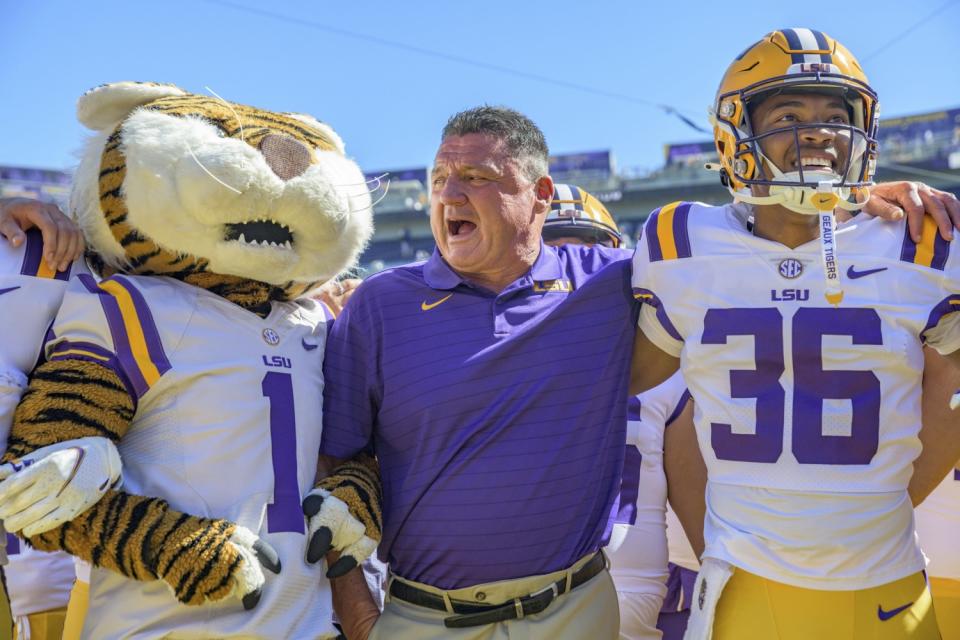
[543,184,622,248]
[710,28,879,215]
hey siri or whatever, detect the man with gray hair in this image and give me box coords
[319,105,635,638]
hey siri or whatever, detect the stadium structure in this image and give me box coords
[3,107,958,275]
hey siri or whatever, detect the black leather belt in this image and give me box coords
[388,552,607,628]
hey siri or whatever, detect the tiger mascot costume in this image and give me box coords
[0,82,382,639]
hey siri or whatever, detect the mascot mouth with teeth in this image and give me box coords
[1,82,382,639]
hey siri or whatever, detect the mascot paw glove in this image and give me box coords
[303,488,379,578]
[0,436,122,536]
[157,522,281,610]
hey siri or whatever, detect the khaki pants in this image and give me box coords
[371,554,619,640]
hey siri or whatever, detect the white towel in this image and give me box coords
[682,558,734,640]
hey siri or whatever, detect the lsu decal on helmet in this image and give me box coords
[709,28,879,216]
[543,184,622,248]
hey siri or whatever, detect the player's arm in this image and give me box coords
[630,327,680,395]
[908,348,960,506]
[0,197,84,271]
[312,454,380,640]
[663,399,705,558]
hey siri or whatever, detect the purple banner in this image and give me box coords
[549,150,613,177]
[878,108,960,171]
[664,141,717,167]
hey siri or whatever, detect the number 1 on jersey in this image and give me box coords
[262,372,305,534]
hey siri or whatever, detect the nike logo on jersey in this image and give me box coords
[846,266,888,279]
[0,286,21,296]
[301,337,318,351]
[877,602,913,621]
[421,293,453,311]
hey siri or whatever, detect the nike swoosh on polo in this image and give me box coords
[846,266,888,279]
[0,286,21,296]
[421,293,453,311]
[301,337,318,351]
[877,602,913,621]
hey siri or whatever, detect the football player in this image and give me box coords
[0,198,110,640]
[543,186,699,640]
[630,29,960,639]
[542,183,623,249]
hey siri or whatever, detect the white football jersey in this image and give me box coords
[48,273,337,639]
[915,470,960,579]
[0,230,86,446]
[631,201,960,590]
[0,230,87,597]
[607,371,690,597]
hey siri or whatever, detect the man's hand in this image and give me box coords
[0,437,121,536]
[863,182,960,242]
[0,197,84,271]
[314,278,362,318]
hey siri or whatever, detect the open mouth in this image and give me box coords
[447,219,477,238]
[225,219,294,250]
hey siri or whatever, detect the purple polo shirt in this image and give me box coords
[321,242,639,589]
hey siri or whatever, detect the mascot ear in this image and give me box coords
[285,113,346,155]
[77,82,188,131]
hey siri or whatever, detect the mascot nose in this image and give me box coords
[258,134,312,181]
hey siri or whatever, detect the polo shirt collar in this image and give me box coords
[422,240,564,291]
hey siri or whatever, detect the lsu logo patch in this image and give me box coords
[533,279,573,293]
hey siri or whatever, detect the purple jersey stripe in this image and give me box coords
[108,276,171,376]
[5,532,19,556]
[672,203,693,259]
[931,232,950,271]
[900,224,918,264]
[633,287,682,341]
[49,339,138,402]
[77,273,149,398]
[955,469,959,481]
[54,259,72,281]
[627,395,642,421]
[665,389,692,427]
[615,445,642,525]
[920,294,960,344]
[647,209,664,262]
[660,563,698,613]
[19,229,45,276]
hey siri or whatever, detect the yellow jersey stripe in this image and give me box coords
[914,216,938,268]
[98,280,163,387]
[656,201,681,261]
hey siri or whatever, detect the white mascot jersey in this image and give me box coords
[914,470,960,580]
[607,371,690,596]
[48,273,336,639]
[0,230,86,614]
[631,201,960,590]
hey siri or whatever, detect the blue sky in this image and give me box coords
[2,0,957,175]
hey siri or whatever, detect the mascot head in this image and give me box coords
[71,82,373,309]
